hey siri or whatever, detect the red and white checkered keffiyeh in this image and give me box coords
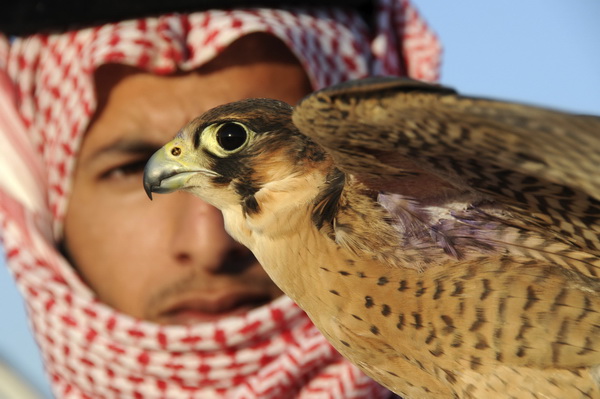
[0,1,440,398]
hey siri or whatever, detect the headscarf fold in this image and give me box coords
[0,1,441,397]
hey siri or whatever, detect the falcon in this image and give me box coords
[143,77,600,398]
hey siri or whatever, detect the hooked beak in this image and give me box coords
[144,142,218,200]
[143,138,222,199]
[143,146,190,199]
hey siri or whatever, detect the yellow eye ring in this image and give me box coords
[201,122,253,157]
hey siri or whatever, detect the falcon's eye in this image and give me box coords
[216,123,248,152]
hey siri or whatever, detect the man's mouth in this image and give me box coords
[157,291,273,325]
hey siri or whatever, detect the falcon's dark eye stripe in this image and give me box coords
[193,126,203,149]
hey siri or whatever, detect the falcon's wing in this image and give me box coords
[292,77,600,252]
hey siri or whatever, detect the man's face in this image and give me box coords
[63,34,313,325]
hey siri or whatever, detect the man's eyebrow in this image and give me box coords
[88,139,161,161]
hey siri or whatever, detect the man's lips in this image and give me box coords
[157,291,273,325]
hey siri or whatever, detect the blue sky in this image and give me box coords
[1,2,599,397]
[416,0,600,115]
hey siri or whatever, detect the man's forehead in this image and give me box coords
[85,71,206,156]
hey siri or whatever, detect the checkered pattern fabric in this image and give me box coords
[0,1,441,397]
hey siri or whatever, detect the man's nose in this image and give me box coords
[167,192,254,274]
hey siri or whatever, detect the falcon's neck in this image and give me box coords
[224,162,339,242]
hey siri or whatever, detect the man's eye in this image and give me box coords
[101,160,147,181]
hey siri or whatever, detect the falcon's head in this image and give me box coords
[143,98,336,237]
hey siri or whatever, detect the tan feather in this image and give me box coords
[144,77,600,398]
